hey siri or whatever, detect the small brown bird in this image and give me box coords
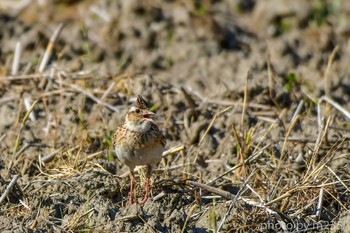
[113,95,166,205]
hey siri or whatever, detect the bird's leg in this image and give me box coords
[140,165,152,205]
[129,169,135,205]
[140,177,150,205]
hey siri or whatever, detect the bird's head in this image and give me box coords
[125,95,155,132]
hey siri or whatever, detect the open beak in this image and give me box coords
[143,111,155,119]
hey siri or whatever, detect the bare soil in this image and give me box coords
[1,0,350,232]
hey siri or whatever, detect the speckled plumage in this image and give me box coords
[113,121,166,169]
[113,95,166,205]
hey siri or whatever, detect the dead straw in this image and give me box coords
[55,78,119,112]
[12,99,40,158]
[11,41,22,75]
[0,175,19,204]
[280,114,300,163]
[315,187,324,220]
[162,145,185,157]
[241,70,250,126]
[181,204,197,233]
[39,23,65,73]
[217,169,258,232]
[187,181,281,216]
[324,45,339,99]
[318,96,350,121]
[326,165,350,193]
[41,147,64,164]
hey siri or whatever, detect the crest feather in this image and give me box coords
[135,95,148,109]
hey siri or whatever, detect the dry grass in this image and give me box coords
[1,2,350,232]
[1,52,350,232]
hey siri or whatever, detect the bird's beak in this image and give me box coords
[143,111,155,119]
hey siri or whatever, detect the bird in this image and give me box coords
[113,95,166,205]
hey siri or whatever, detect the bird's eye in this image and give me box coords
[135,109,141,113]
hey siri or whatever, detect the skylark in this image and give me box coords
[113,95,166,205]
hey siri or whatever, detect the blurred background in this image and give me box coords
[1,0,349,97]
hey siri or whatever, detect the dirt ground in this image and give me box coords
[1,0,350,232]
